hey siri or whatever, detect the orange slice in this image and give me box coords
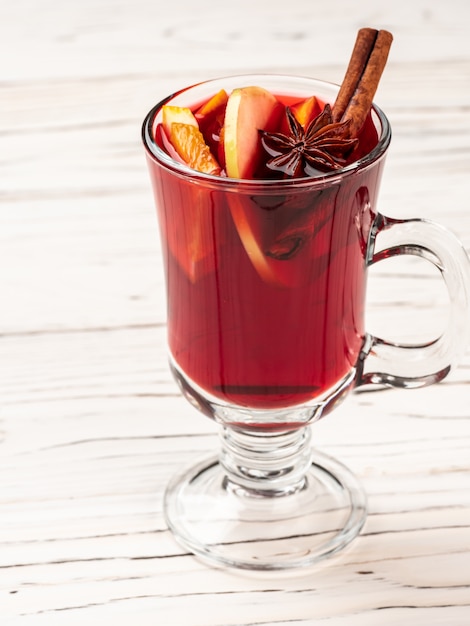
[291,95,321,128]
[195,89,228,118]
[162,105,198,138]
[195,89,228,160]
[169,123,221,175]
[158,107,224,281]
[164,122,222,280]
[151,172,225,283]
[280,96,322,133]
[168,185,223,282]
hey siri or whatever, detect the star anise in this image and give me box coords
[260,104,358,178]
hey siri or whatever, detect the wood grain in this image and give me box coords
[1,1,470,624]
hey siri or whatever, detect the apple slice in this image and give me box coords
[223,86,290,283]
[228,192,334,288]
[228,195,287,285]
[223,86,283,179]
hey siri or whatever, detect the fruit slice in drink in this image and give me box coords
[279,95,321,133]
[156,107,223,282]
[195,89,228,166]
[222,86,288,285]
[227,185,336,287]
[223,87,329,286]
[223,86,283,179]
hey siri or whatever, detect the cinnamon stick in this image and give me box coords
[333,28,393,138]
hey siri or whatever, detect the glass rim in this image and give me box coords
[142,73,392,190]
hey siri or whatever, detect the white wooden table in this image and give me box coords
[1,1,469,624]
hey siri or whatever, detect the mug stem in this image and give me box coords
[219,425,313,496]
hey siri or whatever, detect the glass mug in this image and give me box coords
[142,75,470,572]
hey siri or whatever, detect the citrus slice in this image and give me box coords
[169,123,221,176]
[152,175,224,284]
[162,122,223,281]
[195,89,228,118]
[162,105,198,138]
[280,96,322,134]
[291,95,321,128]
[195,89,228,161]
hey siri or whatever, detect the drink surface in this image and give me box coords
[148,91,383,410]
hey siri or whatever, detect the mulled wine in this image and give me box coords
[146,91,381,411]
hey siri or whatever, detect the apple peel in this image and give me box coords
[224,86,283,179]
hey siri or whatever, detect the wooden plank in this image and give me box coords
[1,1,470,623]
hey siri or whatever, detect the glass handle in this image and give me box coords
[357,213,470,388]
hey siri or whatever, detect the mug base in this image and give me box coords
[163,448,367,573]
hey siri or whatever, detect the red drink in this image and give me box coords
[145,98,381,409]
[145,87,384,411]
